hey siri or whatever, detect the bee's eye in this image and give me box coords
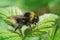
[35,16,39,19]
[35,17,37,19]
[34,16,39,22]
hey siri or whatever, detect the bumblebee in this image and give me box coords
[9,12,39,31]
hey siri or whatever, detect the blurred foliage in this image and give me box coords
[0,0,60,15]
[49,0,60,16]
[0,0,52,12]
[0,0,60,40]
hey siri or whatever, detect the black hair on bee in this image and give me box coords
[24,12,36,23]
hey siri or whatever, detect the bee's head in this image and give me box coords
[32,16,39,24]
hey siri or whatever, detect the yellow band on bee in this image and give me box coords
[30,12,35,22]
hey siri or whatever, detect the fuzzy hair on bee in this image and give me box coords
[9,12,39,31]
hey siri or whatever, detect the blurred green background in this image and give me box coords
[0,0,60,40]
[0,0,60,15]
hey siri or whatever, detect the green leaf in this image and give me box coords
[0,18,22,40]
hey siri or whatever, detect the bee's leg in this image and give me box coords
[35,23,39,31]
[15,26,19,31]
[18,24,23,37]
[14,24,20,31]
[19,27,23,37]
[29,24,32,32]
[11,21,19,31]
[10,24,19,31]
[29,24,33,36]
[37,24,39,31]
